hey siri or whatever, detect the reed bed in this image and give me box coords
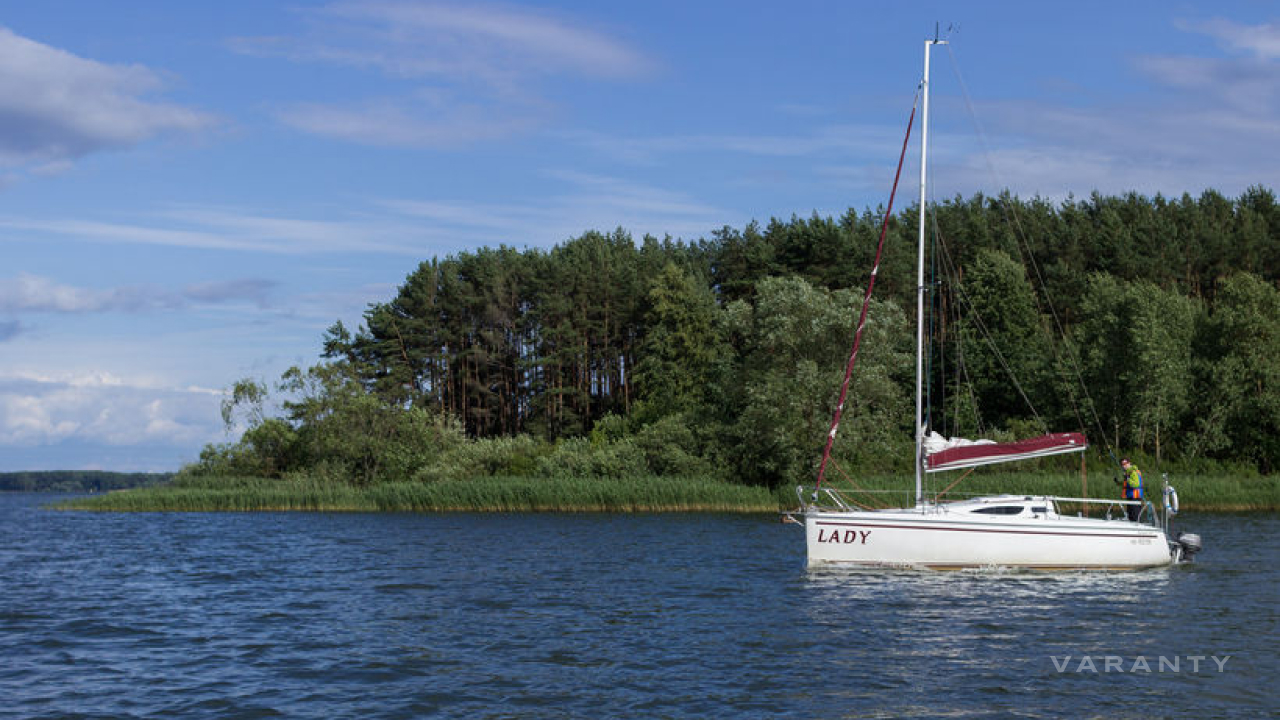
[57,470,1274,513]
[58,475,781,513]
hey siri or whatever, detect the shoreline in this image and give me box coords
[52,472,1278,513]
[54,475,783,513]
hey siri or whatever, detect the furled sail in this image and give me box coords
[923,430,1087,473]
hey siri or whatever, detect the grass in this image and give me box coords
[57,475,782,513]
[56,470,1277,513]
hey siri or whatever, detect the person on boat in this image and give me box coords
[1116,458,1144,521]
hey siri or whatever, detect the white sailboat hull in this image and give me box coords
[805,500,1174,570]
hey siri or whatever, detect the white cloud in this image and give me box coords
[0,274,285,314]
[233,1,653,82]
[276,92,538,147]
[183,279,277,307]
[0,26,215,171]
[0,274,180,313]
[0,372,223,450]
[159,206,429,254]
[338,1,652,80]
[561,124,902,167]
[0,181,725,265]
[1177,17,1280,59]
[0,205,432,256]
[382,170,728,246]
[232,1,653,147]
[903,18,1280,202]
[920,98,1279,202]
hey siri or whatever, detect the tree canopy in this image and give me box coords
[197,187,1280,486]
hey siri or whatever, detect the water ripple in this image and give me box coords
[0,496,1271,718]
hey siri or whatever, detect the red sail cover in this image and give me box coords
[924,432,1087,473]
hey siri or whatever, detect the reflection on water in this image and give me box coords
[806,564,1173,604]
[799,517,1270,718]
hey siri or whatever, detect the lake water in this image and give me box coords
[1,494,1274,719]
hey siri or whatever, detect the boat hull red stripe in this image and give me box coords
[814,519,1154,539]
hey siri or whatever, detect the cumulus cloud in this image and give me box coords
[0,274,178,313]
[0,372,223,449]
[0,26,215,172]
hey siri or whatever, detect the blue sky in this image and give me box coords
[1,1,1276,472]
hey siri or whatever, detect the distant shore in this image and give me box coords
[2,471,171,494]
[53,472,1277,513]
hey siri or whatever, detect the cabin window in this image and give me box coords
[972,506,1024,515]
[1032,507,1048,514]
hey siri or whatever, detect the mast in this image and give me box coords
[915,36,945,507]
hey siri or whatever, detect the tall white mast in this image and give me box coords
[916,36,945,508]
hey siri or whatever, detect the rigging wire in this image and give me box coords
[830,458,890,509]
[942,43,1117,465]
[815,91,920,493]
[932,224,1045,430]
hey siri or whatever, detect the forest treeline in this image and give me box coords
[0,471,171,492]
[197,188,1280,488]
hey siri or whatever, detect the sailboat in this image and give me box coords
[794,37,1201,570]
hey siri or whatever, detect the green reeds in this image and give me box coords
[58,475,781,513]
[56,470,1276,513]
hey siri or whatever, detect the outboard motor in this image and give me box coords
[1176,532,1202,561]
